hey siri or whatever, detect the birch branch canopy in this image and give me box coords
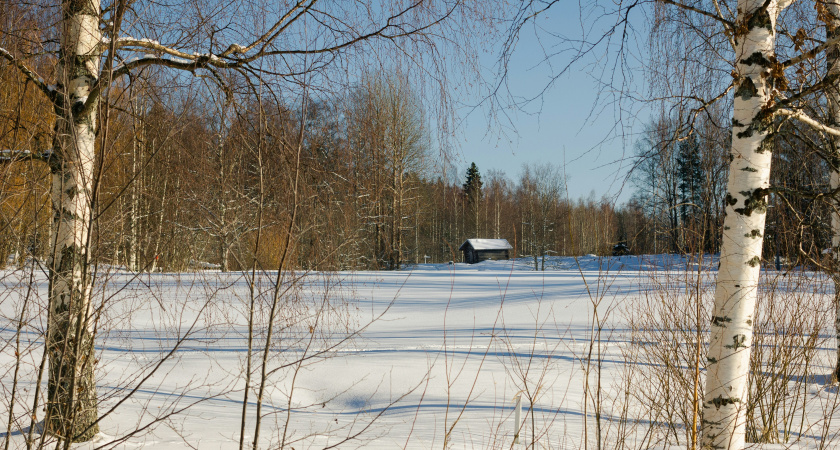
[1,0,473,108]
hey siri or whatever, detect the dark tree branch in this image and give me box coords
[0,149,54,165]
[657,0,735,31]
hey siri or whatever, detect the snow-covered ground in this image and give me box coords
[1,255,837,449]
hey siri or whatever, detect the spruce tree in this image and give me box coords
[463,162,483,236]
[677,136,702,226]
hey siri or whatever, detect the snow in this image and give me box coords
[117,37,162,47]
[189,259,221,269]
[460,238,513,251]
[113,55,158,73]
[193,52,222,62]
[0,149,30,156]
[0,150,32,162]
[0,255,837,448]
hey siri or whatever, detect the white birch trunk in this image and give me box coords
[150,175,167,273]
[701,1,780,448]
[129,115,140,272]
[45,0,101,441]
[828,0,840,384]
[216,134,230,272]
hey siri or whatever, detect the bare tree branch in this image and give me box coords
[0,47,56,104]
[0,149,53,165]
[782,32,840,69]
[657,0,735,31]
[777,107,840,137]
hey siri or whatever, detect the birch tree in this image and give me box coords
[642,0,836,446]
[347,73,428,269]
[700,1,783,446]
[827,0,840,383]
[503,0,840,447]
[0,0,481,442]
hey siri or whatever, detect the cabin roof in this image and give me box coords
[459,239,513,251]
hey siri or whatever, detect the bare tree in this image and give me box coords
[347,72,428,270]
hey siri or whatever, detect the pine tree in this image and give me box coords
[463,162,483,236]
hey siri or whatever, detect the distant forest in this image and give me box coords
[0,73,833,271]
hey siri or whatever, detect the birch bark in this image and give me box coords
[129,102,141,273]
[700,0,782,447]
[827,0,840,384]
[45,0,101,440]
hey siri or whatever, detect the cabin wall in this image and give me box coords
[462,248,510,264]
[476,250,509,262]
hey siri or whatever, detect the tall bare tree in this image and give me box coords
[347,72,428,269]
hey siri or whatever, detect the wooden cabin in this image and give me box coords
[459,239,513,264]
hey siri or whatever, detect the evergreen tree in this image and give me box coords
[677,135,703,225]
[463,162,483,236]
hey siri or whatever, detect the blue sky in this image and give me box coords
[448,3,651,204]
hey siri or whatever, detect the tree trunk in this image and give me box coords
[827,0,840,383]
[474,192,480,237]
[701,1,779,448]
[129,114,140,272]
[390,155,399,270]
[150,175,167,273]
[217,133,229,272]
[396,159,404,270]
[45,0,102,441]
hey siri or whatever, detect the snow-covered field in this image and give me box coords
[1,255,839,449]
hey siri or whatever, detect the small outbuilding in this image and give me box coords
[459,239,513,264]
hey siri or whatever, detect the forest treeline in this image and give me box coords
[0,70,627,271]
[1,48,835,272]
[1,68,834,271]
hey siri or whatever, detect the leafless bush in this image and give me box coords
[626,258,840,449]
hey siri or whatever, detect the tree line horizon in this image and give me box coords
[2,72,830,272]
